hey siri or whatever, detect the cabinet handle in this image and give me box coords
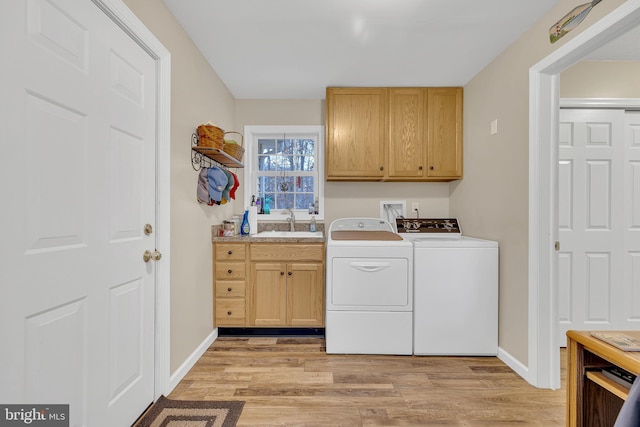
[430,166,435,170]
[418,165,423,170]
[288,271,292,276]
[379,166,384,171]
[227,269,232,274]
[227,250,232,255]
[227,287,232,292]
[280,271,285,276]
[227,311,232,316]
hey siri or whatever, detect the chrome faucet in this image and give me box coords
[285,209,296,232]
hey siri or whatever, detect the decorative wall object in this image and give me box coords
[549,0,602,43]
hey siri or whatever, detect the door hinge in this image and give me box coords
[554,241,560,251]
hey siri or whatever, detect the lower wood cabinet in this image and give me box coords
[213,241,325,328]
[251,261,324,326]
[213,243,248,326]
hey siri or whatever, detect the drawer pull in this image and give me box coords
[288,271,292,276]
[227,269,232,274]
[227,287,232,292]
[227,311,232,316]
[227,250,233,255]
[280,271,285,276]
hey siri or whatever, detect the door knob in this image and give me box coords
[143,250,162,262]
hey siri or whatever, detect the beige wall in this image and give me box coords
[452,0,628,364]
[235,99,451,225]
[561,61,640,97]
[123,0,237,374]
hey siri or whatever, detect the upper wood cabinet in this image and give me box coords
[388,88,426,179]
[326,87,463,181]
[325,88,387,180]
[426,88,463,178]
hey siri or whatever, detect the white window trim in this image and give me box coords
[243,125,325,221]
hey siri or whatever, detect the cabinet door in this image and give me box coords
[251,262,287,326]
[388,88,426,178]
[326,88,387,180]
[286,263,324,326]
[427,88,463,178]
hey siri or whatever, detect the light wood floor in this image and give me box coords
[170,337,567,426]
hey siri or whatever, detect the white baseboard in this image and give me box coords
[168,329,218,393]
[497,346,529,383]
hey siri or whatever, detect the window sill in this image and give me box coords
[257,213,323,222]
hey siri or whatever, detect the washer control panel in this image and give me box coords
[396,218,462,238]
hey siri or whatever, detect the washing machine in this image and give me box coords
[326,218,414,355]
[396,218,499,356]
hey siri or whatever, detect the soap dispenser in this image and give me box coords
[310,216,316,232]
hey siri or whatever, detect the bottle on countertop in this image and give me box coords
[310,216,316,232]
[241,209,250,235]
[232,214,242,235]
[264,197,270,215]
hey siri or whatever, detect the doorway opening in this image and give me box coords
[529,1,640,389]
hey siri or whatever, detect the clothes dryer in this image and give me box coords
[326,218,414,355]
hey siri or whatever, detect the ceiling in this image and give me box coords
[162,0,638,100]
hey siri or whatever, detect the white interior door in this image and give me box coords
[558,108,640,345]
[0,0,158,425]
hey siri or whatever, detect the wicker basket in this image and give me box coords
[197,124,224,149]
[222,131,245,162]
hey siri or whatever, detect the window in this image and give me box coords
[243,126,324,220]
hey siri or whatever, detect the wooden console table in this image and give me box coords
[567,330,640,426]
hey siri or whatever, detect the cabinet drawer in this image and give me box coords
[215,298,246,326]
[250,244,324,262]
[215,280,246,298]
[215,262,246,279]
[215,243,246,261]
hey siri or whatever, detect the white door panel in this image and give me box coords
[1,0,157,425]
[558,109,640,345]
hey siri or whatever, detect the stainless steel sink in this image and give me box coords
[253,231,323,238]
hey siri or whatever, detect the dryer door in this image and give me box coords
[328,257,411,310]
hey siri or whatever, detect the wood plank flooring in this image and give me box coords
[170,337,566,426]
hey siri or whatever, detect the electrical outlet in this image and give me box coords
[412,202,419,212]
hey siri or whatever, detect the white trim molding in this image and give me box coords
[169,330,218,393]
[93,0,172,398]
[560,98,640,109]
[528,0,640,389]
[498,346,529,382]
[243,125,325,221]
